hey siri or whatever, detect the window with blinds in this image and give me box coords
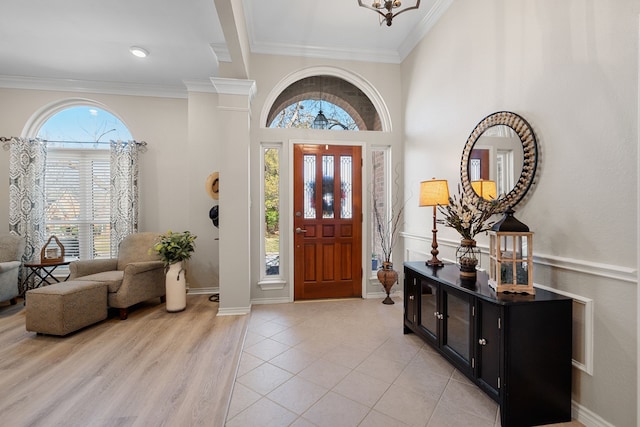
[45,148,111,260]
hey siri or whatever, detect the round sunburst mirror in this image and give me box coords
[460,111,538,212]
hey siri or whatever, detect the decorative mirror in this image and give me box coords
[460,111,538,212]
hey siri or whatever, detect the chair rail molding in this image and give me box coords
[401,231,637,284]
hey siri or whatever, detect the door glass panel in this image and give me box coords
[322,155,334,218]
[420,280,437,335]
[303,154,316,219]
[445,292,470,360]
[340,155,352,219]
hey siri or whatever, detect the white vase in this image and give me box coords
[165,261,186,312]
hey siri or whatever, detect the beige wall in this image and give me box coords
[400,1,638,426]
[186,91,222,289]
[0,88,223,290]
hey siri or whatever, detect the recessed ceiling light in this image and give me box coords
[129,46,149,58]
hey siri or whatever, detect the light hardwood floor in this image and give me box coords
[0,295,248,427]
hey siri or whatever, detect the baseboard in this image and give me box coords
[251,297,291,305]
[217,306,251,316]
[187,287,219,295]
[573,400,615,427]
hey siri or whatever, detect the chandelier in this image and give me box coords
[357,0,421,26]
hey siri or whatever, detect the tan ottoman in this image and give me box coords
[26,280,108,336]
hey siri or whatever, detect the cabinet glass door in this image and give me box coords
[442,288,472,370]
[419,279,438,344]
[404,273,418,330]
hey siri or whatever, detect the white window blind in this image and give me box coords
[45,149,111,260]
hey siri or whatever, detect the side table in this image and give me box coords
[21,260,70,296]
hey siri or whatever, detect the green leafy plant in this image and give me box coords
[152,230,197,267]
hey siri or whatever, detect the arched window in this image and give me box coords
[266,75,381,131]
[37,106,133,259]
[37,105,132,146]
[269,99,358,130]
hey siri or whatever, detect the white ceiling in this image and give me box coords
[0,0,451,96]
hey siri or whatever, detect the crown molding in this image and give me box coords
[250,40,403,64]
[399,0,454,61]
[210,43,232,63]
[0,75,188,99]
[183,79,219,93]
[210,77,257,100]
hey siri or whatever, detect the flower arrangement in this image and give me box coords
[438,186,499,241]
[152,230,197,267]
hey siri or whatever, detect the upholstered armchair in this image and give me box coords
[0,233,26,305]
[69,232,165,319]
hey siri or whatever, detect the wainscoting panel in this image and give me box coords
[404,239,597,376]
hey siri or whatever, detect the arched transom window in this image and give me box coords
[266,75,381,131]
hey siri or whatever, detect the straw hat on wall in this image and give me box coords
[205,172,219,200]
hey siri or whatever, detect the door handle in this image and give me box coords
[478,338,487,346]
[295,227,307,234]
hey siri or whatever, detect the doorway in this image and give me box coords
[293,144,362,300]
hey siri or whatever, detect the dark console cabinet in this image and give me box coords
[404,262,572,427]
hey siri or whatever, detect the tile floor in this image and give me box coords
[225,297,580,427]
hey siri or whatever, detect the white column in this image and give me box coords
[211,77,256,315]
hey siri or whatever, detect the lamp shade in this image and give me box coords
[471,180,497,200]
[419,179,449,206]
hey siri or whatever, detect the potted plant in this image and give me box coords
[152,230,197,312]
[372,195,404,304]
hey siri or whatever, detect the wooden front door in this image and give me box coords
[293,144,362,300]
[470,148,490,180]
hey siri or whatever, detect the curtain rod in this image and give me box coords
[39,139,147,146]
[1,137,147,150]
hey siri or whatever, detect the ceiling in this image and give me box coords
[0,0,451,96]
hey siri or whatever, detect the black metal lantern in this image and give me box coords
[312,109,328,129]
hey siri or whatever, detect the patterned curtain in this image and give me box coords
[110,140,141,256]
[8,137,47,262]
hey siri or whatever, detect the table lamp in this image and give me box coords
[419,178,450,267]
[471,179,497,200]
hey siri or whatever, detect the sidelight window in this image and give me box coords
[371,146,390,271]
[262,144,282,278]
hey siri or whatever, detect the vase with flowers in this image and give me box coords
[373,194,404,304]
[438,186,499,279]
[152,230,197,312]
